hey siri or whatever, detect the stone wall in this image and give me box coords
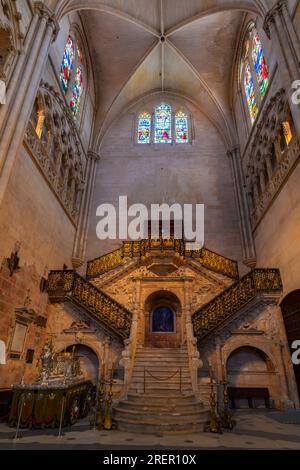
[0,261,48,388]
[198,302,299,409]
[86,94,243,263]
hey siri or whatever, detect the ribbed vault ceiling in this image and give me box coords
[55,0,266,147]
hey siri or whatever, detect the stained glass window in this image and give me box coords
[252,31,269,97]
[137,112,151,144]
[154,103,172,144]
[70,66,83,116]
[175,111,188,143]
[60,36,75,94]
[244,62,258,124]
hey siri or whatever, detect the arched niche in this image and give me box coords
[63,343,100,384]
[144,290,181,348]
[226,346,276,409]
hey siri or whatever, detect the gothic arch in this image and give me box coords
[53,1,265,24]
[222,337,278,371]
[98,90,231,152]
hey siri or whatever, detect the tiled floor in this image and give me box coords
[0,410,300,450]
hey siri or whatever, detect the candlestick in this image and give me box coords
[222,363,226,382]
[101,362,105,380]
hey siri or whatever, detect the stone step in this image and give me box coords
[114,407,206,421]
[135,353,188,359]
[129,387,194,394]
[126,392,199,403]
[130,380,192,386]
[136,348,188,357]
[131,370,191,376]
[114,412,209,434]
[134,359,189,365]
[137,347,188,352]
[116,400,204,413]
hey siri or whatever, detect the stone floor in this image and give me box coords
[0,410,300,450]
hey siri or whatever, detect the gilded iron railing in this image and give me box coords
[86,248,124,278]
[192,269,282,341]
[47,270,132,340]
[86,239,238,280]
[187,246,238,279]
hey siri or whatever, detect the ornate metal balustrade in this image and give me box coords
[86,239,238,280]
[192,269,282,341]
[47,270,132,340]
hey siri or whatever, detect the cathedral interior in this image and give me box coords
[0,0,300,452]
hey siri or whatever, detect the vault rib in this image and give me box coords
[165,38,233,144]
[60,2,161,38]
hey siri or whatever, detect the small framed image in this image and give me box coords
[9,322,28,359]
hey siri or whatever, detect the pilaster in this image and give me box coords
[227,146,256,268]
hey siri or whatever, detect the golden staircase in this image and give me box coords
[47,241,282,345]
[47,270,132,340]
[192,268,282,341]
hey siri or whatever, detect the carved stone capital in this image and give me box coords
[33,2,60,40]
[87,150,101,162]
[263,0,287,39]
[227,145,240,160]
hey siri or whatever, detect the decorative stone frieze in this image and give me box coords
[24,81,87,224]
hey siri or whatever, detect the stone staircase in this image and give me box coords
[113,345,209,433]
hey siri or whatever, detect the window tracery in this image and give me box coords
[240,24,269,125]
[60,35,85,118]
[137,103,190,145]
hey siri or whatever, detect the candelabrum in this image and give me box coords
[220,380,235,430]
[96,376,106,430]
[209,379,222,434]
[103,375,113,431]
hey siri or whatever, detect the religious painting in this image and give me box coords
[151,306,175,332]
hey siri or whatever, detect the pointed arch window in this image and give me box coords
[240,25,269,126]
[137,112,151,144]
[154,103,172,144]
[60,36,75,94]
[244,62,258,124]
[252,31,269,97]
[60,35,85,118]
[175,110,189,143]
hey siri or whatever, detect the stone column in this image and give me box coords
[227,146,256,267]
[264,0,300,139]
[72,151,100,268]
[0,2,59,205]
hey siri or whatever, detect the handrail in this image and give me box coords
[192,268,282,341]
[143,367,182,393]
[86,239,239,280]
[47,270,133,341]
